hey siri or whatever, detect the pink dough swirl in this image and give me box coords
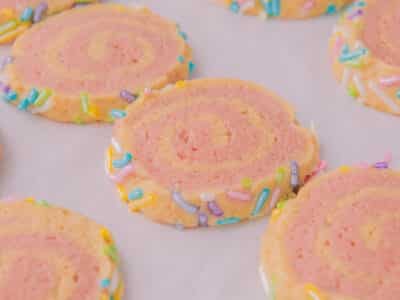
[285,168,400,299]
[11,4,186,96]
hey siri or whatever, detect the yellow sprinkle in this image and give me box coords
[305,283,326,300]
[270,208,281,222]
[0,8,15,20]
[100,227,113,244]
[339,165,351,173]
[241,177,252,190]
[113,282,124,300]
[275,166,286,183]
[130,193,158,212]
[116,185,129,203]
[106,146,113,173]
[88,103,100,118]
[24,197,36,204]
[175,80,186,88]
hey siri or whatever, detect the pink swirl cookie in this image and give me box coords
[260,166,400,299]
[1,3,192,123]
[218,0,352,19]
[0,0,97,44]
[330,0,400,116]
[107,78,319,228]
[0,198,123,300]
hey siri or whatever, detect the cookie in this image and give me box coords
[0,0,97,44]
[330,0,400,116]
[106,78,319,228]
[0,197,123,300]
[1,3,193,123]
[260,165,400,300]
[218,0,352,19]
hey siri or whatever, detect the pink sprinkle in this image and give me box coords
[379,76,400,87]
[109,164,135,184]
[226,191,252,201]
[303,0,315,10]
[268,188,281,210]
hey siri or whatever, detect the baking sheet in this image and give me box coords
[0,1,399,299]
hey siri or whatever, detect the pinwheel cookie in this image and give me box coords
[330,0,400,116]
[1,3,192,123]
[0,198,123,299]
[219,0,352,19]
[260,166,400,300]
[106,78,319,228]
[0,0,97,44]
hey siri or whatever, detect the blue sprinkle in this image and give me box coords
[129,188,144,201]
[112,153,133,169]
[188,61,195,74]
[177,55,185,63]
[18,98,30,111]
[27,88,39,104]
[271,0,281,17]
[20,7,34,22]
[230,2,240,13]
[216,217,241,225]
[326,4,337,15]
[171,190,199,214]
[339,48,368,63]
[4,90,18,102]
[251,188,270,216]
[110,109,126,119]
[100,278,111,288]
[179,31,188,41]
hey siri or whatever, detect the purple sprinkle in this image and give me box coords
[347,9,363,20]
[207,200,224,217]
[120,90,137,103]
[198,212,208,227]
[2,85,10,94]
[33,2,48,23]
[374,161,389,169]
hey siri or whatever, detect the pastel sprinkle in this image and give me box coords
[112,153,133,169]
[226,190,252,201]
[177,55,185,63]
[290,161,300,191]
[251,188,270,216]
[178,30,187,40]
[198,212,208,227]
[326,4,337,15]
[339,165,351,173]
[110,109,126,119]
[175,80,186,88]
[188,61,195,74]
[207,200,224,217]
[128,188,144,201]
[80,92,89,113]
[104,245,119,263]
[100,278,111,288]
[120,90,137,103]
[230,2,240,13]
[216,217,241,225]
[269,188,281,210]
[4,90,18,102]
[339,47,367,63]
[33,2,48,23]
[305,283,326,300]
[34,88,52,107]
[171,190,199,214]
[20,7,34,22]
[0,20,18,36]
[241,177,252,190]
[109,164,135,184]
[116,185,128,203]
[100,228,113,244]
[18,98,30,111]
[199,192,215,202]
[275,167,285,183]
[347,84,359,98]
[380,76,400,87]
[374,161,389,169]
[27,88,39,104]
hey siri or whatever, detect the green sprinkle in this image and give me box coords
[36,200,50,207]
[276,200,287,210]
[275,167,285,183]
[241,177,252,189]
[80,92,89,113]
[347,84,359,98]
[34,89,52,107]
[104,245,119,263]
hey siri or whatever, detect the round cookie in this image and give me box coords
[218,0,352,19]
[0,0,97,44]
[260,166,400,300]
[1,3,193,123]
[106,78,319,228]
[0,197,123,300]
[330,0,400,116]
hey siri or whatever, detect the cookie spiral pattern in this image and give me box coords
[218,0,352,19]
[107,79,319,228]
[261,167,400,300]
[0,199,123,300]
[330,0,400,116]
[2,4,192,123]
